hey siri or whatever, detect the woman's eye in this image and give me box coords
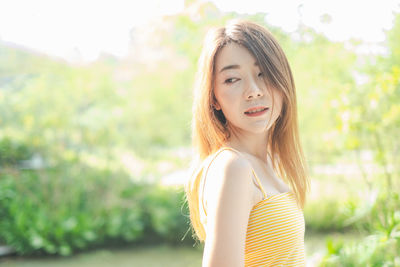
[224,78,238,84]
[258,72,263,77]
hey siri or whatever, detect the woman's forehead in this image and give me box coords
[215,43,258,73]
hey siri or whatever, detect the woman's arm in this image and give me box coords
[202,151,254,267]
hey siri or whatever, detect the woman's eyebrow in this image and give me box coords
[219,62,259,73]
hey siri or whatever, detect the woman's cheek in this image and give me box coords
[221,91,236,106]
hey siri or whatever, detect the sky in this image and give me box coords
[0,0,399,63]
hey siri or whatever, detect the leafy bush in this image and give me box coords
[0,137,33,166]
[144,185,192,245]
[304,198,353,232]
[320,233,399,266]
[355,191,400,235]
[0,163,194,256]
[319,191,400,266]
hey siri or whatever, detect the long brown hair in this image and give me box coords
[184,19,310,243]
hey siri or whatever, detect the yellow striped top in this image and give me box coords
[200,147,306,266]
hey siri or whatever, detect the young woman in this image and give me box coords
[184,19,310,267]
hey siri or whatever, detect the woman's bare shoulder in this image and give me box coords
[203,149,254,213]
[205,148,252,182]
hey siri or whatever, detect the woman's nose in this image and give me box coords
[246,80,264,99]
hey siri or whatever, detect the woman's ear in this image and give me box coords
[212,95,221,110]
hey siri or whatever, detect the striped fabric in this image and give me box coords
[244,190,305,266]
[200,147,306,266]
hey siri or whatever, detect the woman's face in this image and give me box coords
[213,42,283,136]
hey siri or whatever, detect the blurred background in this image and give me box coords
[0,0,399,266]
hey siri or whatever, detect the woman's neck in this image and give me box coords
[224,136,270,163]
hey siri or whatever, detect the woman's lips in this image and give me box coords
[244,105,268,113]
[244,107,269,117]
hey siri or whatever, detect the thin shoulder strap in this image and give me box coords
[249,165,268,199]
[201,147,267,216]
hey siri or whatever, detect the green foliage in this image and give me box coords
[317,12,400,264]
[318,190,400,266]
[304,191,380,233]
[288,29,357,164]
[144,185,191,245]
[353,190,400,237]
[337,12,400,194]
[304,198,352,232]
[320,233,399,267]
[0,137,33,166]
[0,164,194,256]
